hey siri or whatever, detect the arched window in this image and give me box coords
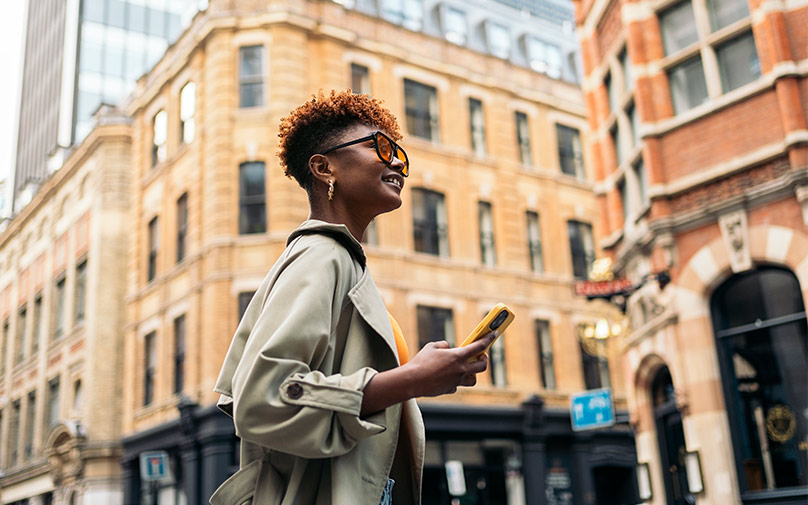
[711,267,807,498]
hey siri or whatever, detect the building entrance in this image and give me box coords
[652,367,694,505]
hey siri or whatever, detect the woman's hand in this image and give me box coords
[360,331,497,417]
[403,331,496,397]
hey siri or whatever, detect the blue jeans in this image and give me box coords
[379,478,395,505]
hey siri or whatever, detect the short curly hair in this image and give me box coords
[278,90,402,192]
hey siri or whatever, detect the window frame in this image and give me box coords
[176,193,188,263]
[556,124,585,179]
[568,220,595,280]
[179,81,196,144]
[403,79,440,142]
[515,111,532,166]
[536,319,555,389]
[173,314,185,395]
[468,97,487,157]
[74,259,88,325]
[411,187,449,257]
[415,305,455,349]
[238,45,265,108]
[350,63,371,94]
[147,216,159,282]
[143,331,156,406]
[152,109,167,166]
[238,161,267,235]
[526,211,544,273]
[478,201,496,267]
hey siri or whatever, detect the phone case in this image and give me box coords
[460,303,515,358]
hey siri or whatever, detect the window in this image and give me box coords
[148,217,159,282]
[489,337,507,387]
[716,32,761,92]
[526,211,544,273]
[180,82,196,144]
[53,277,66,339]
[350,63,370,94]
[416,306,454,349]
[47,377,60,430]
[478,202,496,267]
[238,162,267,234]
[580,338,610,390]
[556,124,584,178]
[525,37,562,78]
[380,0,423,30]
[659,0,758,114]
[9,399,20,466]
[515,112,532,166]
[485,21,511,59]
[536,320,555,389]
[605,72,619,113]
[32,295,42,354]
[404,79,440,142]
[24,390,35,460]
[633,159,649,208]
[174,315,185,394]
[618,178,630,222]
[73,379,83,412]
[469,98,486,157]
[152,110,167,166]
[238,45,265,108]
[442,7,467,45]
[75,260,87,324]
[711,267,808,494]
[611,123,624,166]
[144,332,156,405]
[668,56,709,114]
[176,193,188,263]
[411,188,449,256]
[238,291,255,322]
[568,221,595,280]
[16,304,27,364]
[627,102,640,147]
[707,0,749,31]
[619,49,633,93]
[660,1,698,55]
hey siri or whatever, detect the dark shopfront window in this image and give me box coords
[711,267,807,499]
[422,439,524,505]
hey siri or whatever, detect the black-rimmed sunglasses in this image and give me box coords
[319,131,409,177]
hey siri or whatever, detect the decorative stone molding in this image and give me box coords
[718,210,752,273]
[796,185,808,226]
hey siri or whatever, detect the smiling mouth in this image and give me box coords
[382,176,402,189]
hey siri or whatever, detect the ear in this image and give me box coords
[308,154,334,185]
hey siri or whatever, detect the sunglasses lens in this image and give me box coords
[376,133,394,162]
[397,148,409,176]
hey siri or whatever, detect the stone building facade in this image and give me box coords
[573,0,808,501]
[0,109,132,505]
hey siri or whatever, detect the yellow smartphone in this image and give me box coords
[460,303,515,359]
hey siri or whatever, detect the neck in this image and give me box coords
[308,201,370,242]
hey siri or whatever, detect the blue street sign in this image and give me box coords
[139,450,171,482]
[570,388,615,431]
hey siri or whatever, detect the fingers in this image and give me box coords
[430,340,451,349]
[462,330,498,357]
[460,374,477,387]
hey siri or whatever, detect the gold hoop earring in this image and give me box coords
[328,179,335,201]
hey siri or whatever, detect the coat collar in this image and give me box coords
[287,220,367,268]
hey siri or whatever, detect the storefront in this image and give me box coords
[122,397,638,505]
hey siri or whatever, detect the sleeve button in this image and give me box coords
[287,383,304,400]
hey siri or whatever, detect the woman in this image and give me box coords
[212,91,496,505]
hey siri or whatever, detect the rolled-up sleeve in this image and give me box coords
[230,240,385,459]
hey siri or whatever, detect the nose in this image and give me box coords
[389,154,407,175]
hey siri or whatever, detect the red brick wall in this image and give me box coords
[786,7,808,61]
[597,0,623,58]
[659,91,784,182]
[668,157,791,215]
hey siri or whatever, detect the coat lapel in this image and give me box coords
[347,270,399,361]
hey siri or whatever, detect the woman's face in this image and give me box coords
[323,123,407,219]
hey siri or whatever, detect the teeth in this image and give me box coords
[383,177,401,188]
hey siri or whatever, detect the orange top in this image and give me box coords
[387,311,409,365]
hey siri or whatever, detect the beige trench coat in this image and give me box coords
[212,220,425,505]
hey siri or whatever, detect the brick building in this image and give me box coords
[0,108,132,505]
[573,0,807,501]
[117,1,640,504]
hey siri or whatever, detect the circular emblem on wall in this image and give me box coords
[766,405,796,443]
